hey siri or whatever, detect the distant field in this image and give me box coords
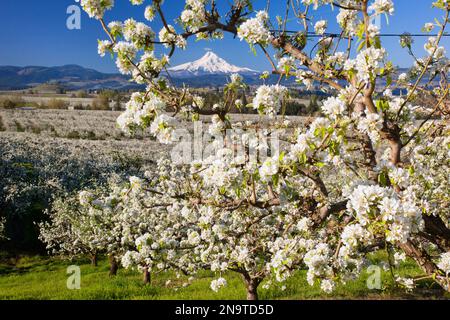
[0,94,96,107]
[0,108,312,140]
[0,109,125,140]
[0,109,311,187]
[0,252,448,300]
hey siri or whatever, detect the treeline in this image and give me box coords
[197,88,325,116]
[1,87,327,116]
[0,90,127,111]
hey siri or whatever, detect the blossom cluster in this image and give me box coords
[304,243,334,292]
[80,0,114,19]
[252,85,288,117]
[301,0,333,10]
[116,92,177,144]
[369,0,395,15]
[438,252,450,275]
[159,25,187,49]
[337,8,358,35]
[347,185,424,244]
[314,20,327,35]
[321,96,347,120]
[180,0,207,33]
[344,47,386,84]
[238,11,272,46]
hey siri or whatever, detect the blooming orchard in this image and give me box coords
[39,0,450,299]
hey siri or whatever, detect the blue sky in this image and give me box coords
[0,0,448,73]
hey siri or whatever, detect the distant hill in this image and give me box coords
[0,60,435,92]
[0,65,139,91]
[0,60,286,91]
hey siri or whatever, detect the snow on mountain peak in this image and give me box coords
[168,51,258,76]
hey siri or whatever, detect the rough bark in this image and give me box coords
[423,215,450,251]
[143,267,151,285]
[90,254,98,267]
[388,138,402,165]
[399,240,448,291]
[109,255,118,277]
[242,273,260,301]
[314,200,348,228]
[271,38,325,76]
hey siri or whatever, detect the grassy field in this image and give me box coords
[0,252,448,300]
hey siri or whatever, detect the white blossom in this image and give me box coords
[314,20,327,35]
[369,0,394,15]
[81,0,114,19]
[438,252,450,275]
[210,277,227,292]
[252,85,288,117]
[238,11,272,46]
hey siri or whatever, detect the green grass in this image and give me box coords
[0,252,448,300]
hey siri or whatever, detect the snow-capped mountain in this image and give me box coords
[168,51,259,77]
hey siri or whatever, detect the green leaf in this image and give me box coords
[378,171,388,187]
[374,36,381,49]
[315,162,325,168]
[386,74,392,86]
[272,174,279,186]
[357,40,365,52]
[300,153,307,164]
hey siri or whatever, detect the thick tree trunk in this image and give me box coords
[388,139,402,165]
[90,254,98,267]
[400,240,436,275]
[242,273,260,301]
[423,215,450,251]
[384,128,450,291]
[246,283,258,301]
[399,240,449,292]
[109,255,118,277]
[143,267,151,285]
